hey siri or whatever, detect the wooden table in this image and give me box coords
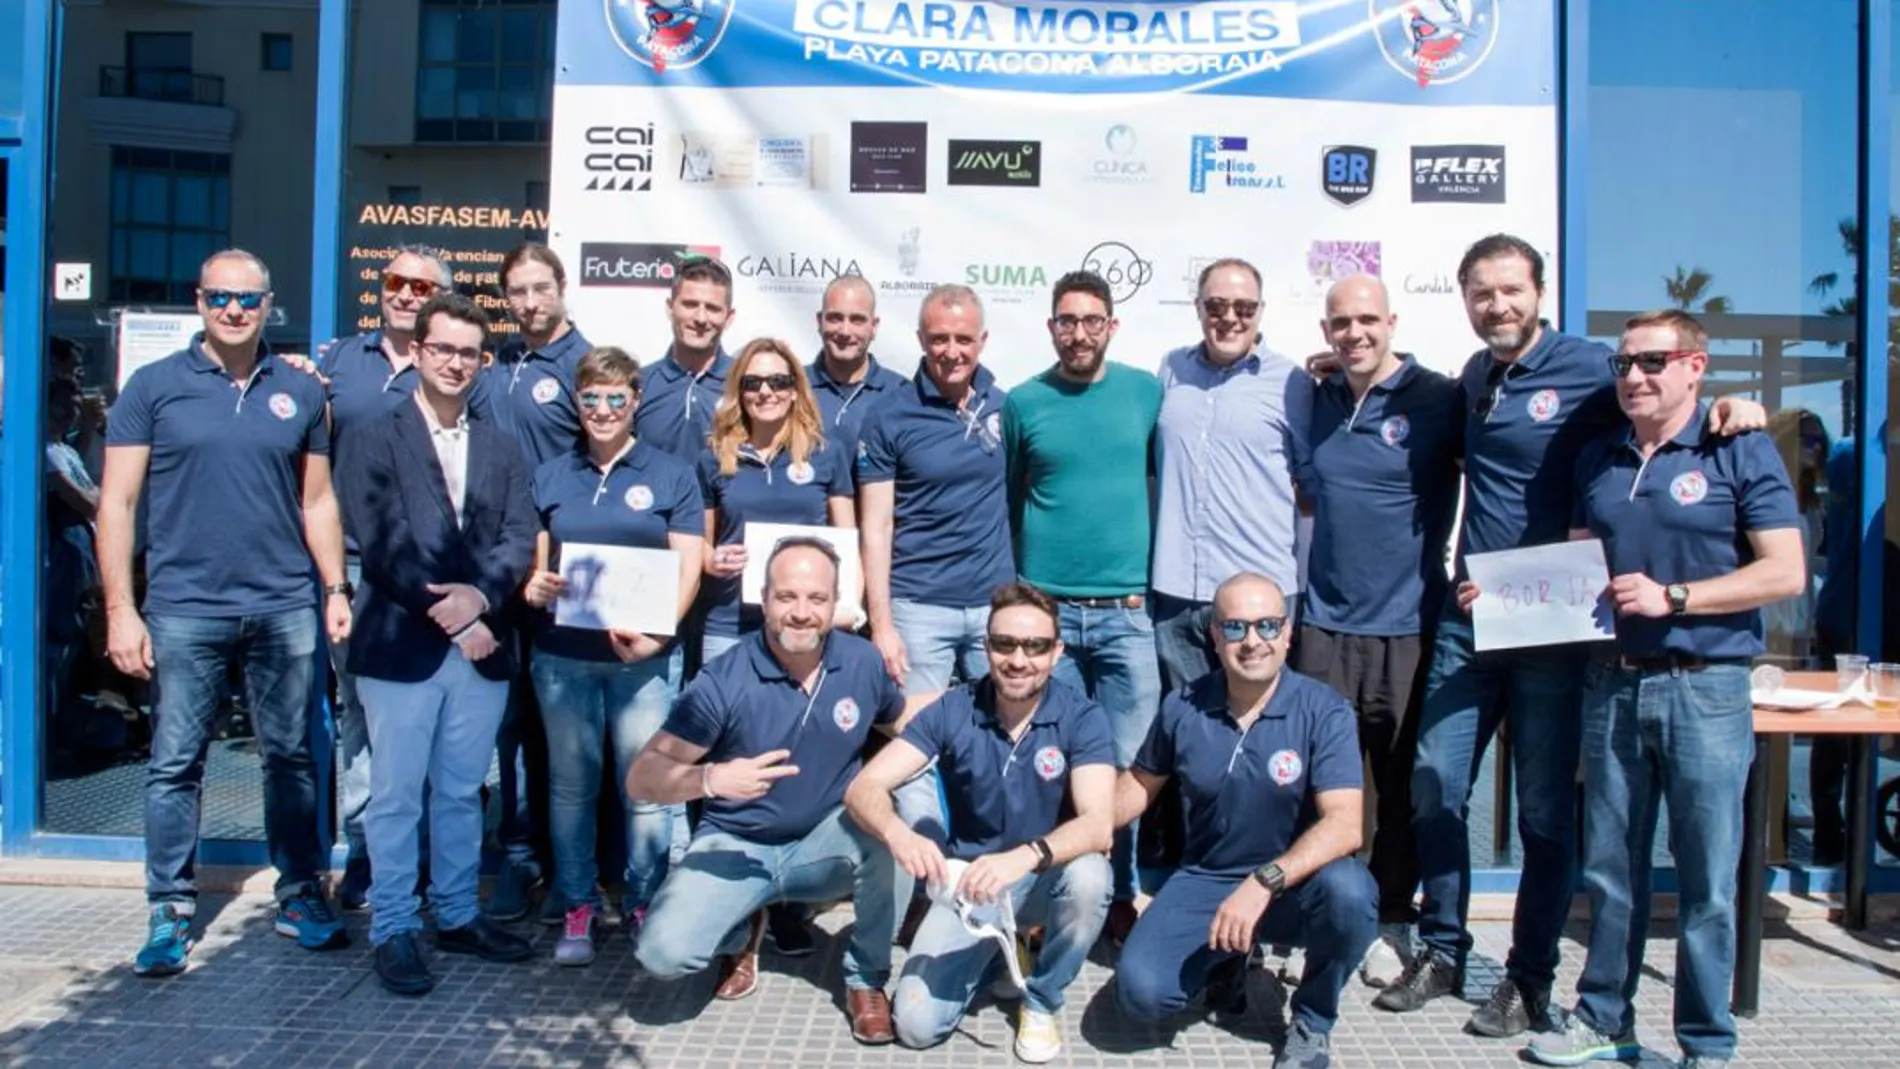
[1735,671,1900,1016]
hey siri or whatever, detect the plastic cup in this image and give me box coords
[1837,653,1871,695]
[1870,663,1900,712]
[1750,664,1785,695]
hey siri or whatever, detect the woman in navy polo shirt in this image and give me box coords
[697,337,856,667]
[519,345,705,968]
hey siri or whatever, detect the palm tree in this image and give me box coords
[1664,265,1733,314]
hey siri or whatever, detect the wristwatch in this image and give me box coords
[323,581,354,600]
[1665,583,1690,616]
[1029,838,1054,874]
[1252,861,1286,895]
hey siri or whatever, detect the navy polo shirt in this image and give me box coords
[1304,357,1464,636]
[1573,403,1802,659]
[319,330,420,554]
[901,677,1116,861]
[478,325,591,471]
[697,441,854,637]
[1458,324,1622,571]
[1134,670,1361,878]
[531,441,705,661]
[666,630,905,844]
[635,346,734,460]
[856,363,1013,608]
[107,338,331,618]
[808,354,909,464]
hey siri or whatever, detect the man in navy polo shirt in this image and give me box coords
[637,256,736,460]
[808,274,908,464]
[846,581,1115,1062]
[629,538,930,1043]
[1114,572,1375,1069]
[1295,275,1461,986]
[316,243,455,909]
[98,249,353,977]
[1527,310,1804,1069]
[1378,235,1765,1038]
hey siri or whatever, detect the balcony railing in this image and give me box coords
[98,66,225,107]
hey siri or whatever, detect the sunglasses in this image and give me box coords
[202,289,270,311]
[1215,616,1288,643]
[987,635,1057,657]
[1053,314,1110,335]
[420,341,482,364]
[1199,298,1261,321]
[579,391,632,411]
[741,373,797,394]
[383,273,440,299]
[1610,350,1703,376]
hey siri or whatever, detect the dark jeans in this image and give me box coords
[1152,592,1216,697]
[145,607,324,904]
[1808,628,1852,859]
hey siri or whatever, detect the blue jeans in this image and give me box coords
[1151,592,1216,696]
[144,607,324,904]
[1574,662,1751,1060]
[700,631,743,667]
[636,805,896,989]
[328,558,370,871]
[890,598,990,695]
[493,648,543,871]
[533,648,683,913]
[1411,611,1583,990]
[358,648,509,944]
[893,853,1111,1047]
[1051,600,1161,902]
[1116,859,1377,1033]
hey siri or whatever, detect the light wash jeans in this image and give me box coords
[358,647,509,944]
[892,853,1111,1048]
[532,647,683,913]
[700,631,743,667]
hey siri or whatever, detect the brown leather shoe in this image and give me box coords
[1104,899,1140,948]
[847,986,895,1045]
[714,911,767,1001]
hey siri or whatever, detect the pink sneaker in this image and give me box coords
[554,903,596,966]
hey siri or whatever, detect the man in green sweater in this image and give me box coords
[1002,269,1163,946]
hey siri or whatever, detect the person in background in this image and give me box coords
[1809,432,1859,866]
[808,275,908,466]
[1760,408,1826,663]
[43,375,100,759]
[638,255,737,460]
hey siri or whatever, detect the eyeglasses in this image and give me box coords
[1215,616,1288,643]
[419,341,483,364]
[202,289,270,311]
[1609,350,1704,376]
[741,373,797,394]
[505,280,559,301]
[987,635,1057,657]
[1198,298,1261,321]
[1053,314,1110,335]
[383,273,440,299]
[578,391,632,411]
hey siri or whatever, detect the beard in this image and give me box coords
[773,626,823,655]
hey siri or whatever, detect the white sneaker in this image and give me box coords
[1359,922,1415,988]
[1014,1007,1062,1064]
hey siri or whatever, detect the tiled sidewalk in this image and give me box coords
[1,883,1896,1067]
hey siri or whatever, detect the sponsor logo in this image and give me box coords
[1307,240,1383,290]
[787,460,815,485]
[850,121,928,194]
[832,697,861,732]
[583,124,654,193]
[1189,135,1285,194]
[1086,124,1154,185]
[624,484,654,511]
[1527,388,1561,422]
[736,252,866,295]
[1411,144,1507,203]
[268,393,297,420]
[1372,0,1499,87]
[881,227,933,295]
[964,262,1048,304]
[606,0,735,73]
[531,378,561,405]
[1268,748,1304,786]
[678,132,820,190]
[947,139,1041,187]
[1164,255,1224,306]
[1403,273,1458,295]
[1671,471,1709,505]
[1321,145,1377,206]
[1080,241,1154,304]
[578,242,722,288]
[1381,414,1411,446]
[1034,746,1066,782]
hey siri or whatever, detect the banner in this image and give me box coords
[550,1,1556,386]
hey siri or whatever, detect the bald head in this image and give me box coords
[1209,572,1291,686]
[817,275,880,369]
[1213,572,1287,619]
[1321,273,1399,383]
[823,274,875,309]
[1324,274,1389,317]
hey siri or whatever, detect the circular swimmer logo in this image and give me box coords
[606,0,736,73]
[1371,0,1500,88]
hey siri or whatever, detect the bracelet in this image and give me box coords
[447,619,479,641]
[701,763,717,800]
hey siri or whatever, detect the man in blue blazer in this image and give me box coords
[340,293,538,995]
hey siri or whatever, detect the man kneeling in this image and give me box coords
[847,582,1115,1063]
[1114,572,1376,1069]
[627,538,927,1042]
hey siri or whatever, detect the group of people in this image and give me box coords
[91,230,1801,1069]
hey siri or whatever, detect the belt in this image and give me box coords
[1610,653,1750,674]
[1059,594,1145,610]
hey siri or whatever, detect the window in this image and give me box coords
[123,32,195,103]
[524,180,548,210]
[387,184,424,205]
[415,0,555,143]
[108,147,231,304]
[261,33,293,72]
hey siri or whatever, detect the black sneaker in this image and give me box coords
[435,917,534,963]
[375,932,436,996]
[1372,950,1462,1013]
[766,903,816,958]
[1466,978,1548,1038]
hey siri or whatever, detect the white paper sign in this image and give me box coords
[116,312,201,389]
[554,544,680,635]
[1466,539,1616,652]
[740,522,861,608]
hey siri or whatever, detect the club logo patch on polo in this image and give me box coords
[787,460,815,485]
[532,377,561,405]
[1380,414,1410,446]
[1670,470,1709,506]
[985,412,1002,439]
[267,393,297,420]
[1034,746,1066,782]
[1527,388,1561,423]
[1267,748,1304,786]
[832,697,861,731]
[624,484,654,511]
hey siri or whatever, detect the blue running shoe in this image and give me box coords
[133,903,195,977]
[276,891,350,950]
